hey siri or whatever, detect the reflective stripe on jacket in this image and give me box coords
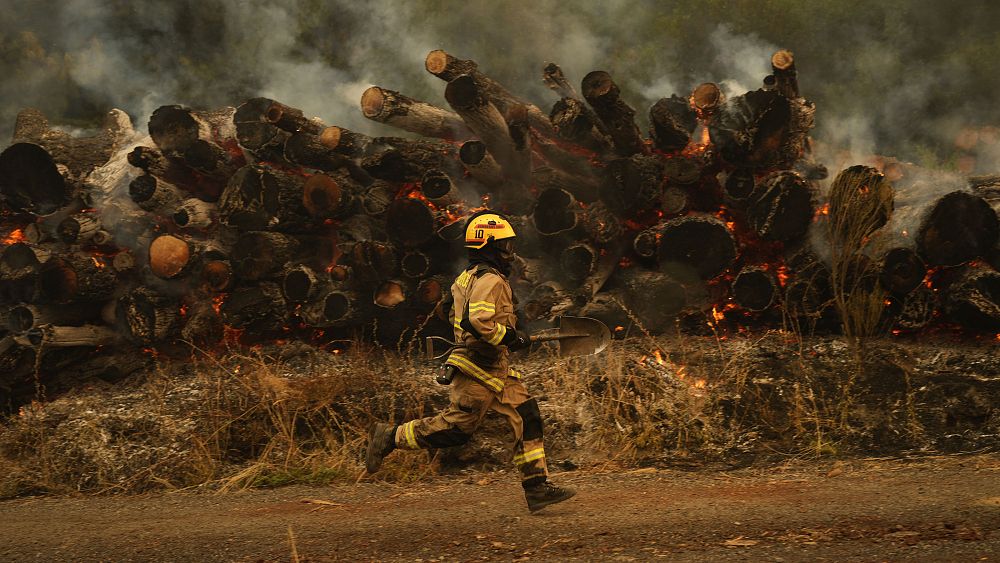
[444,264,519,391]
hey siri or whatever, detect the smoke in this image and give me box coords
[4,0,1000,174]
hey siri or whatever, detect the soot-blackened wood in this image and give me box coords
[459,140,504,188]
[600,153,663,216]
[710,89,814,170]
[549,97,613,154]
[621,269,686,331]
[0,143,75,215]
[533,165,600,204]
[542,63,579,99]
[879,247,926,296]
[148,105,240,175]
[126,145,222,201]
[235,97,292,163]
[264,101,324,135]
[633,222,666,259]
[581,202,624,245]
[232,231,302,281]
[943,265,1000,331]
[301,288,365,328]
[361,181,394,217]
[649,96,697,153]
[691,83,724,116]
[362,86,472,141]
[200,259,234,292]
[732,267,779,311]
[916,191,999,267]
[581,71,646,157]
[361,137,458,183]
[532,188,580,238]
[522,281,573,323]
[658,215,737,279]
[385,197,439,247]
[319,126,373,159]
[662,156,703,186]
[560,242,597,285]
[892,286,936,332]
[117,287,180,345]
[421,169,461,205]
[38,253,116,303]
[220,282,288,335]
[579,291,631,335]
[180,299,224,347]
[660,186,690,217]
[574,245,622,302]
[56,213,101,245]
[783,252,834,319]
[283,130,349,172]
[282,264,329,304]
[401,249,433,279]
[13,107,132,178]
[747,171,814,242]
[0,242,53,303]
[417,275,450,307]
[771,49,800,99]
[723,169,756,202]
[173,198,216,229]
[219,164,311,232]
[129,173,183,214]
[344,240,398,282]
[302,173,359,221]
[425,49,556,138]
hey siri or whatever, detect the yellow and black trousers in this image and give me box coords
[393,371,549,488]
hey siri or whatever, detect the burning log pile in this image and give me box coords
[2,48,1000,406]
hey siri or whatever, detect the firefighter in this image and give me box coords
[365,210,577,513]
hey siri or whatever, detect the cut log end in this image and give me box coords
[361,87,386,118]
[149,235,191,279]
[771,49,795,71]
[691,83,723,112]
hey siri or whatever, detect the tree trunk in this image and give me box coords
[264,101,324,135]
[459,140,504,189]
[22,324,119,347]
[879,247,926,296]
[173,198,217,229]
[302,173,360,221]
[117,286,180,344]
[649,96,697,153]
[732,266,779,311]
[581,71,646,156]
[56,213,102,245]
[361,86,472,141]
[218,164,312,232]
[219,282,288,335]
[658,215,737,279]
[771,49,800,99]
[300,288,365,327]
[129,173,184,214]
[361,137,458,183]
[600,154,663,216]
[747,171,814,242]
[38,252,117,303]
[917,191,998,267]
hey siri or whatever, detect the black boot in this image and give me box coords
[365,422,396,474]
[524,480,577,513]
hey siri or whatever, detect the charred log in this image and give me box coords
[560,242,597,284]
[361,137,458,183]
[581,202,624,245]
[944,264,1000,331]
[200,259,234,293]
[723,168,756,201]
[879,247,926,296]
[662,156,704,186]
[117,287,180,345]
[6,303,104,333]
[38,253,116,303]
[917,191,999,267]
[219,282,288,335]
[421,169,461,205]
[747,171,814,242]
[301,288,365,327]
[660,186,690,217]
[282,264,328,304]
[344,240,398,282]
[232,231,301,281]
[581,71,645,156]
[401,250,433,279]
[23,324,119,348]
[283,130,349,172]
[385,197,440,247]
[180,300,224,347]
[319,126,373,159]
[542,62,579,99]
[0,242,52,303]
[601,154,663,216]
[374,279,410,309]
[532,165,600,204]
[302,173,359,221]
[219,164,311,231]
[0,143,74,215]
[710,89,814,170]
[361,181,394,217]
[621,269,686,331]
[235,97,292,163]
[658,215,737,279]
[129,173,184,214]
[264,101,323,135]
[532,188,580,238]
[732,267,779,311]
[148,105,240,175]
[892,286,937,332]
[549,97,612,153]
[56,213,102,245]
[649,96,697,153]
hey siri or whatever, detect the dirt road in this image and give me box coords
[2,455,998,562]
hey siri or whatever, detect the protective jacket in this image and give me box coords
[443,263,520,392]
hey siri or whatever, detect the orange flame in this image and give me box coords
[91,256,105,269]
[212,294,225,315]
[776,265,791,288]
[3,228,26,245]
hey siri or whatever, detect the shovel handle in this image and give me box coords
[529,332,586,343]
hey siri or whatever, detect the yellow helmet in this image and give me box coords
[464,211,517,249]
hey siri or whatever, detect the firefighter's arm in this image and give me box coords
[461,275,518,346]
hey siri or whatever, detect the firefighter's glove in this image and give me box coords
[505,328,531,352]
[436,364,458,385]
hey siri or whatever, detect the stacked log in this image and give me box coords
[4,47,1000,412]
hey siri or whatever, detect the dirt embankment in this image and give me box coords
[1,455,998,562]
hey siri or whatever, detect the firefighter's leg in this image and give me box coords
[492,375,549,488]
[394,372,494,450]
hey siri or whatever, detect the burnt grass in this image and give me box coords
[0,332,997,498]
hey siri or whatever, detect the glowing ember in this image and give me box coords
[653,349,666,365]
[90,256,106,269]
[711,306,725,322]
[2,228,26,245]
[179,304,189,317]
[614,325,624,332]
[676,365,686,379]
[212,294,226,315]
[776,265,791,288]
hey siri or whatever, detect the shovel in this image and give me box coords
[425,315,611,360]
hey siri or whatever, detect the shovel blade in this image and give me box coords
[554,315,611,357]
